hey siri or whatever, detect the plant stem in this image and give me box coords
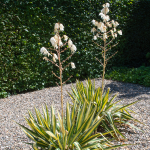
[101,7,107,98]
[57,30,64,133]
[101,39,106,95]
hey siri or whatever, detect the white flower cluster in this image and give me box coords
[68,39,77,53]
[91,3,122,40]
[40,23,76,69]
[50,35,63,49]
[54,23,64,32]
[40,47,51,57]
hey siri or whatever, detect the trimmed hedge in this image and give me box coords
[0,0,140,98]
[111,0,150,68]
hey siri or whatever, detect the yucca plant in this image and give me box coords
[18,101,126,150]
[68,79,143,140]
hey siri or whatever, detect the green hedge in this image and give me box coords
[111,0,150,68]
[0,0,139,98]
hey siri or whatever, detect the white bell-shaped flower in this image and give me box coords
[114,28,116,32]
[93,36,97,40]
[106,3,110,7]
[101,25,107,33]
[106,22,112,28]
[71,62,76,69]
[103,33,108,40]
[97,22,104,30]
[118,30,122,35]
[40,47,51,57]
[114,21,119,28]
[50,37,57,47]
[71,44,77,53]
[54,53,58,59]
[91,27,96,33]
[63,35,68,41]
[92,20,96,25]
[110,30,115,38]
[60,24,64,31]
[101,7,109,14]
[68,39,73,48]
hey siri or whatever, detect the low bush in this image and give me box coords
[105,66,150,86]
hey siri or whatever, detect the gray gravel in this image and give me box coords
[0,78,150,150]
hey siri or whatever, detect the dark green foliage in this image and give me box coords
[105,66,150,86]
[0,0,138,98]
[111,0,150,68]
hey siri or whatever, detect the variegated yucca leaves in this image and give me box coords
[18,101,126,150]
[68,79,143,140]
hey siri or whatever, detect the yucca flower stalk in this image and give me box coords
[91,3,122,97]
[40,23,76,134]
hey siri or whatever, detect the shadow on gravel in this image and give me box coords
[104,81,150,99]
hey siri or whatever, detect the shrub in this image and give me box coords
[18,102,125,149]
[105,66,150,86]
[68,79,142,140]
[111,0,150,68]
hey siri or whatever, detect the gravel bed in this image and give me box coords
[0,78,150,150]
